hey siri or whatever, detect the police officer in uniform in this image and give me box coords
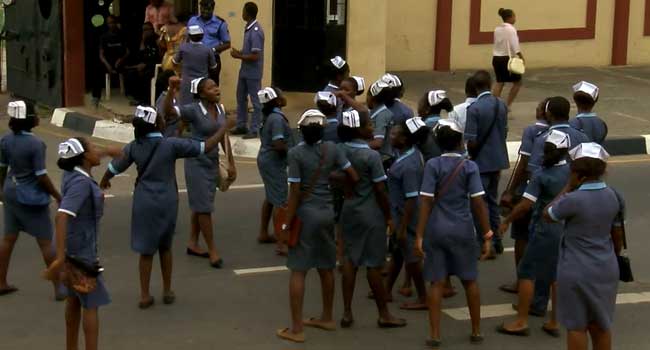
[188,0,232,86]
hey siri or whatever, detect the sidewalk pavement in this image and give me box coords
[49,66,650,159]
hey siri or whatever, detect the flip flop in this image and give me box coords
[303,318,336,331]
[499,283,518,294]
[496,323,530,336]
[400,302,428,311]
[163,291,176,305]
[186,248,209,258]
[257,236,277,244]
[340,317,355,329]
[542,325,561,338]
[276,328,305,343]
[138,297,155,310]
[425,339,442,348]
[470,334,484,344]
[0,286,18,296]
[377,318,407,328]
[210,259,224,269]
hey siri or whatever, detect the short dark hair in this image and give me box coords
[133,114,160,139]
[542,143,568,168]
[57,137,89,172]
[418,93,453,116]
[573,91,596,109]
[261,87,283,116]
[326,60,350,81]
[434,125,463,152]
[244,2,258,18]
[571,157,607,179]
[393,122,414,147]
[546,96,571,121]
[337,112,370,142]
[473,70,492,91]
[498,8,514,21]
[465,76,478,97]
[300,124,324,145]
[316,100,337,116]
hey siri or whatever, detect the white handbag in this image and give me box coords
[507,41,525,75]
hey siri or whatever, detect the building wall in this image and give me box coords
[449,0,616,70]
[385,0,435,71]
[347,0,387,88]
[627,0,650,65]
[214,0,273,109]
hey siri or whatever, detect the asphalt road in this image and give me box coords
[1,121,650,350]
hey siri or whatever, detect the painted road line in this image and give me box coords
[503,247,514,253]
[230,184,265,190]
[234,266,288,275]
[444,292,650,321]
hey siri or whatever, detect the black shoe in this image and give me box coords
[231,127,248,135]
[493,240,504,254]
[242,132,258,139]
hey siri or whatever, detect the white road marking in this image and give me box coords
[503,247,514,253]
[229,184,265,190]
[614,112,649,123]
[444,292,650,320]
[234,266,288,275]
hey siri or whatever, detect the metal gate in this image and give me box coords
[4,0,62,106]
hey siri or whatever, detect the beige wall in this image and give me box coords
[214,0,273,109]
[347,0,388,92]
[450,0,616,70]
[479,0,588,31]
[627,0,650,65]
[386,0,436,71]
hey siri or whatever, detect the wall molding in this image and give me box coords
[469,0,597,44]
[645,0,650,36]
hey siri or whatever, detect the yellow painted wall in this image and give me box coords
[347,0,388,90]
[450,0,616,70]
[386,0,436,71]
[627,0,650,65]
[479,0,587,31]
[214,0,273,109]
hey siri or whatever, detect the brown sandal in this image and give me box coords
[303,318,336,331]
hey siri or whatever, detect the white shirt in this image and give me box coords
[493,23,521,57]
[447,97,477,132]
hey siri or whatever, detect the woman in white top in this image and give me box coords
[492,8,524,109]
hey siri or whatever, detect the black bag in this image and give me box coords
[614,192,633,283]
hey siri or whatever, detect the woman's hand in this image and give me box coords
[99,177,111,190]
[168,76,181,91]
[42,258,64,282]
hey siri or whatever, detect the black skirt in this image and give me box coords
[492,56,522,83]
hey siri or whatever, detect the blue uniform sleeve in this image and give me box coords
[58,180,90,217]
[420,160,437,197]
[250,30,264,53]
[32,140,47,176]
[177,104,196,123]
[522,171,542,203]
[519,127,534,156]
[169,138,203,159]
[108,143,134,175]
[287,148,301,183]
[466,161,485,197]
[373,112,390,139]
[465,106,478,141]
[172,45,183,64]
[268,116,287,141]
[218,20,231,43]
[547,193,577,222]
[334,145,351,170]
[368,151,387,183]
[402,160,421,199]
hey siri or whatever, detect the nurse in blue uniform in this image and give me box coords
[323,56,350,119]
[163,75,236,268]
[545,143,624,350]
[255,87,292,249]
[0,101,62,298]
[100,106,229,308]
[381,73,415,123]
[44,138,114,350]
[497,130,571,337]
[417,90,453,161]
[414,119,493,347]
[173,25,218,105]
[315,91,340,143]
[367,80,395,168]
[338,110,407,329]
[569,81,608,144]
[276,110,357,343]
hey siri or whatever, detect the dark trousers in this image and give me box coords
[474,171,502,245]
[92,63,123,99]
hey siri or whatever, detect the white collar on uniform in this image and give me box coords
[554,160,568,167]
[441,152,464,157]
[246,19,258,31]
[74,166,91,178]
[327,83,339,90]
[198,102,222,116]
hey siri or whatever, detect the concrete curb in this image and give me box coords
[51,108,650,160]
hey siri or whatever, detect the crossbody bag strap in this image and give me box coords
[300,143,328,202]
[432,159,467,206]
[472,98,501,159]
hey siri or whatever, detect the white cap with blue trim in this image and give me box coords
[188,25,204,36]
[427,90,447,107]
[569,142,610,161]
[314,91,337,106]
[7,101,26,119]
[330,56,347,69]
[572,81,599,100]
[342,110,361,128]
[135,105,157,124]
[258,87,278,104]
[298,109,326,126]
[58,138,85,159]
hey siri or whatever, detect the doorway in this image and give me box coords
[273,0,347,92]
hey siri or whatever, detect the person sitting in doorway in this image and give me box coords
[92,15,130,106]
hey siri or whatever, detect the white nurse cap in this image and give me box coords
[330,56,347,69]
[297,109,326,127]
[405,117,427,134]
[341,110,361,128]
[58,138,85,159]
[258,87,278,104]
[370,80,390,97]
[134,105,157,124]
[545,130,570,149]
[351,76,366,94]
[188,25,204,36]
[190,77,207,94]
[572,81,599,100]
[569,142,610,161]
[7,101,27,119]
[314,91,337,106]
[436,119,463,134]
[427,90,447,107]
[381,73,402,88]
